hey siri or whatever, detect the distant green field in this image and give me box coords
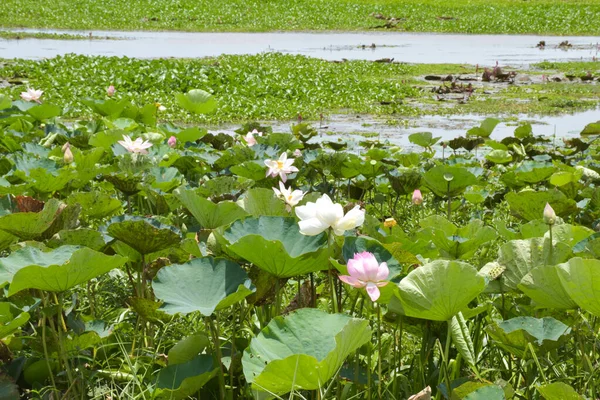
[0,0,599,35]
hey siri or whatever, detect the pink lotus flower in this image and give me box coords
[107,85,115,97]
[243,129,263,146]
[20,88,43,103]
[339,252,389,302]
[264,152,299,183]
[167,136,177,148]
[118,135,153,154]
[412,189,423,205]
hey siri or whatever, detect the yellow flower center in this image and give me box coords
[277,161,284,169]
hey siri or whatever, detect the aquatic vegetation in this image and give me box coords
[0,68,600,399]
[1,0,599,35]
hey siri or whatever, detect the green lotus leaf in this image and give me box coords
[67,191,123,220]
[467,118,500,138]
[175,187,248,229]
[148,167,183,192]
[0,199,64,240]
[0,374,20,399]
[485,149,512,164]
[408,132,440,148]
[26,103,62,121]
[0,95,11,111]
[514,123,533,139]
[103,173,142,196]
[176,89,217,115]
[154,355,218,400]
[168,334,211,365]
[230,161,269,181]
[505,190,577,222]
[6,246,127,296]
[153,257,255,316]
[557,257,600,316]
[423,165,478,198]
[176,127,207,143]
[222,216,328,278]
[105,216,181,255]
[580,121,600,136]
[387,169,422,196]
[421,217,496,260]
[237,188,288,217]
[486,316,571,358]
[546,224,594,248]
[396,260,485,321]
[498,238,571,291]
[47,229,107,251]
[342,236,402,278]
[82,98,129,118]
[537,382,583,400]
[242,308,371,396]
[450,381,505,400]
[519,265,577,309]
[0,302,30,339]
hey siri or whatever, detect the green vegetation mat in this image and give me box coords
[1,0,599,35]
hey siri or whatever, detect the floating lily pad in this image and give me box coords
[222,216,328,278]
[153,257,254,316]
[242,308,371,396]
[423,165,478,198]
[105,216,181,255]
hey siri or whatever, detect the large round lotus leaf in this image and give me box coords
[451,381,505,400]
[498,238,571,291]
[467,118,500,138]
[423,165,478,198]
[396,260,485,321]
[408,132,440,148]
[537,382,583,400]
[485,149,512,164]
[5,246,127,296]
[82,98,128,117]
[514,161,555,184]
[174,187,248,229]
[153,257,255,316]
[557,257,600,317]
[105,216,181,255]
[175,89,217,115]
[67,191,122,220]
[222,216,329,278]
[0,199,63,240]
[26,103,62,121]
[242,308,371,395]
[387,169,422,196]
[237,188,288,217]
[505,190,577,222]
[580,121,600,136]
[486,316,571,358]
[519,265,577,309]
[154,355,218,400]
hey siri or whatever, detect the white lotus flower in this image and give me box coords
[20,88,43,103]
[243,129,263,146]
[264,152,299,183]
[273,181,304,211]
[117,135,153,154]
[295,194,365,236]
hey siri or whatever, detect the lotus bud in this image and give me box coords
[107,85,115,97]
[61,141,70,153]
[168,136,177,148]
[543,203,556,225]
[293,149,302,157]
[383,218,397,229]
[63,144,74,164]
[412,189,423,205]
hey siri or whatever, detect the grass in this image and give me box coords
[0,0,600,35]
[0,54,598,124]
[0,30,115,40]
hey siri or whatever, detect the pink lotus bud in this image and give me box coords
[168,136,177,148]
[293,149,302,157]
[107,85,115,97]
[63,145,74,164]
[543,203,556,225]
[412,189,423,205]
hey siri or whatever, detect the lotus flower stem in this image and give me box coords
[40,293,57,389]
[207,315,226,400]
[367,344,372,400]
[376,304,383,399]
[441,321,453,399]
[446,181,452,221]
[327,228,340,313]
[54,293,76,394]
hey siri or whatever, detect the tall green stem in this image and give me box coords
[442,321,453,399]
[376,304,383,399]
[327,228,339,313]
[208,315,226,400]
[40,293,56,389]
